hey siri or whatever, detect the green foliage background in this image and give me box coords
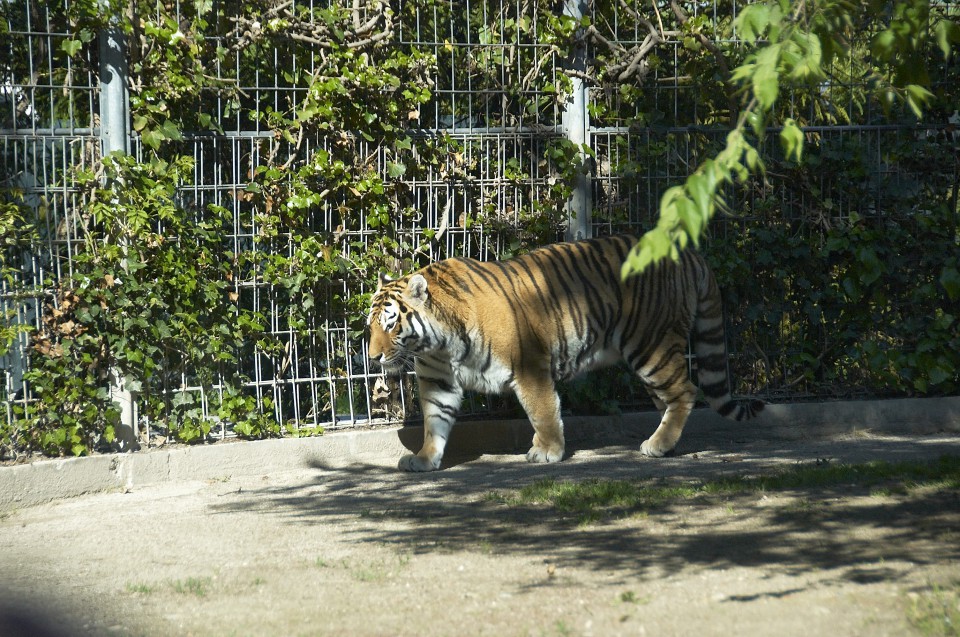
[1,0,958,457]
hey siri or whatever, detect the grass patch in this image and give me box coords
[351,554,410,583]
[487,455,960,524]
[172,577,213,598]
[908,581,960,636]
[312,553,412,583]
[737,455,960,492]
[619,590,650,604]
[125,577,214,598]
[351,566,383,582]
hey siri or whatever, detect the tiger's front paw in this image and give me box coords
[398,453,440,472]
[640,437,675,458]
[526,445,564,464]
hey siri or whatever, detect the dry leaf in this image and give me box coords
[372,377,391,404]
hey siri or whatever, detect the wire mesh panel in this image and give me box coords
[128,0,577,439]
[2,1,102,425]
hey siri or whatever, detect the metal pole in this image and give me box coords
[561,0,591,242]
[99,20,138,451]
[99,26,129,156]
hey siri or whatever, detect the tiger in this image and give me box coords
[367,234,764,472]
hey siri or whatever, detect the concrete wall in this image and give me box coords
[1,396,958,511]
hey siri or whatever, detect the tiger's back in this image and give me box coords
[368,235,763,471]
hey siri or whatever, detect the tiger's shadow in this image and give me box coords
[210,427,960,589]
[395,410,675,470]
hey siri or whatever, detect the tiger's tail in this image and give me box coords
[692,267,765,421]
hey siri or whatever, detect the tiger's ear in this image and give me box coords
[376,273,393,291]
[407,273,428,303]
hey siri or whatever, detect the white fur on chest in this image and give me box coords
[416,336,514,395]
[424,330,624,393]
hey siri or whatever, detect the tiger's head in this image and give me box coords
[367,272,435,372]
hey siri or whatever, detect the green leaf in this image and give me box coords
[871,29,896,60]
[857,247,882,286]
[735,3,771,43]
[940,266,960,301]
[730,62,756,84]
[780,118,804,162]
[395,136,413,152]
[676,198,703,247]
[141,129,164,150]
[744,145,762,171]
[682,36,701,52]
[686,174,712,219]
[386,161,406,178]
[753,45,781,110]
[745,109,766,139]
[61,39,83,56]
[927,365,953,387]
[159,120,183,141]
[621,228,672,279]
[905,84,934,119]
[787,31,824,82]
[934,19,960,60]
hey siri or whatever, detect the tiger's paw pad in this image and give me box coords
[398,454,440,472]
[526,446,564,464]
[640,439,676,458]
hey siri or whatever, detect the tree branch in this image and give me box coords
[669,0,738,122]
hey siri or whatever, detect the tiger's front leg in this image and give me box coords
[398,365,464,472]
[513,373,565,464]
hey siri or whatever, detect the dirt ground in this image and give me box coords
[1,424,959,637]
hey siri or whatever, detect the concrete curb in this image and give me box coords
[1,396,958,511]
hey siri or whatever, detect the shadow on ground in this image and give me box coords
[211,429,960,591]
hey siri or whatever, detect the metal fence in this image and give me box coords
[2,0,957,447]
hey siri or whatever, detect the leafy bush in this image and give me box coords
[704,131,960,397]
[13,154,276,454]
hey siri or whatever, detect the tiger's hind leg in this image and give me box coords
[644,385,667,415]
[634,341,697,457]
[513,373,565,464]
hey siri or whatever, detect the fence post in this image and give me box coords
[99,20,138,451]
[561,0,591,242]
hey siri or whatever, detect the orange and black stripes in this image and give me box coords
[368,234,763,470]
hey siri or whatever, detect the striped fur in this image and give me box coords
[368,235,763,471]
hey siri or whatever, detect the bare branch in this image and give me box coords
[669,0,738,121]
[582,7,663,85]
[229,0,392,52]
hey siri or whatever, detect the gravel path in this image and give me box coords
[1,423,959,636]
